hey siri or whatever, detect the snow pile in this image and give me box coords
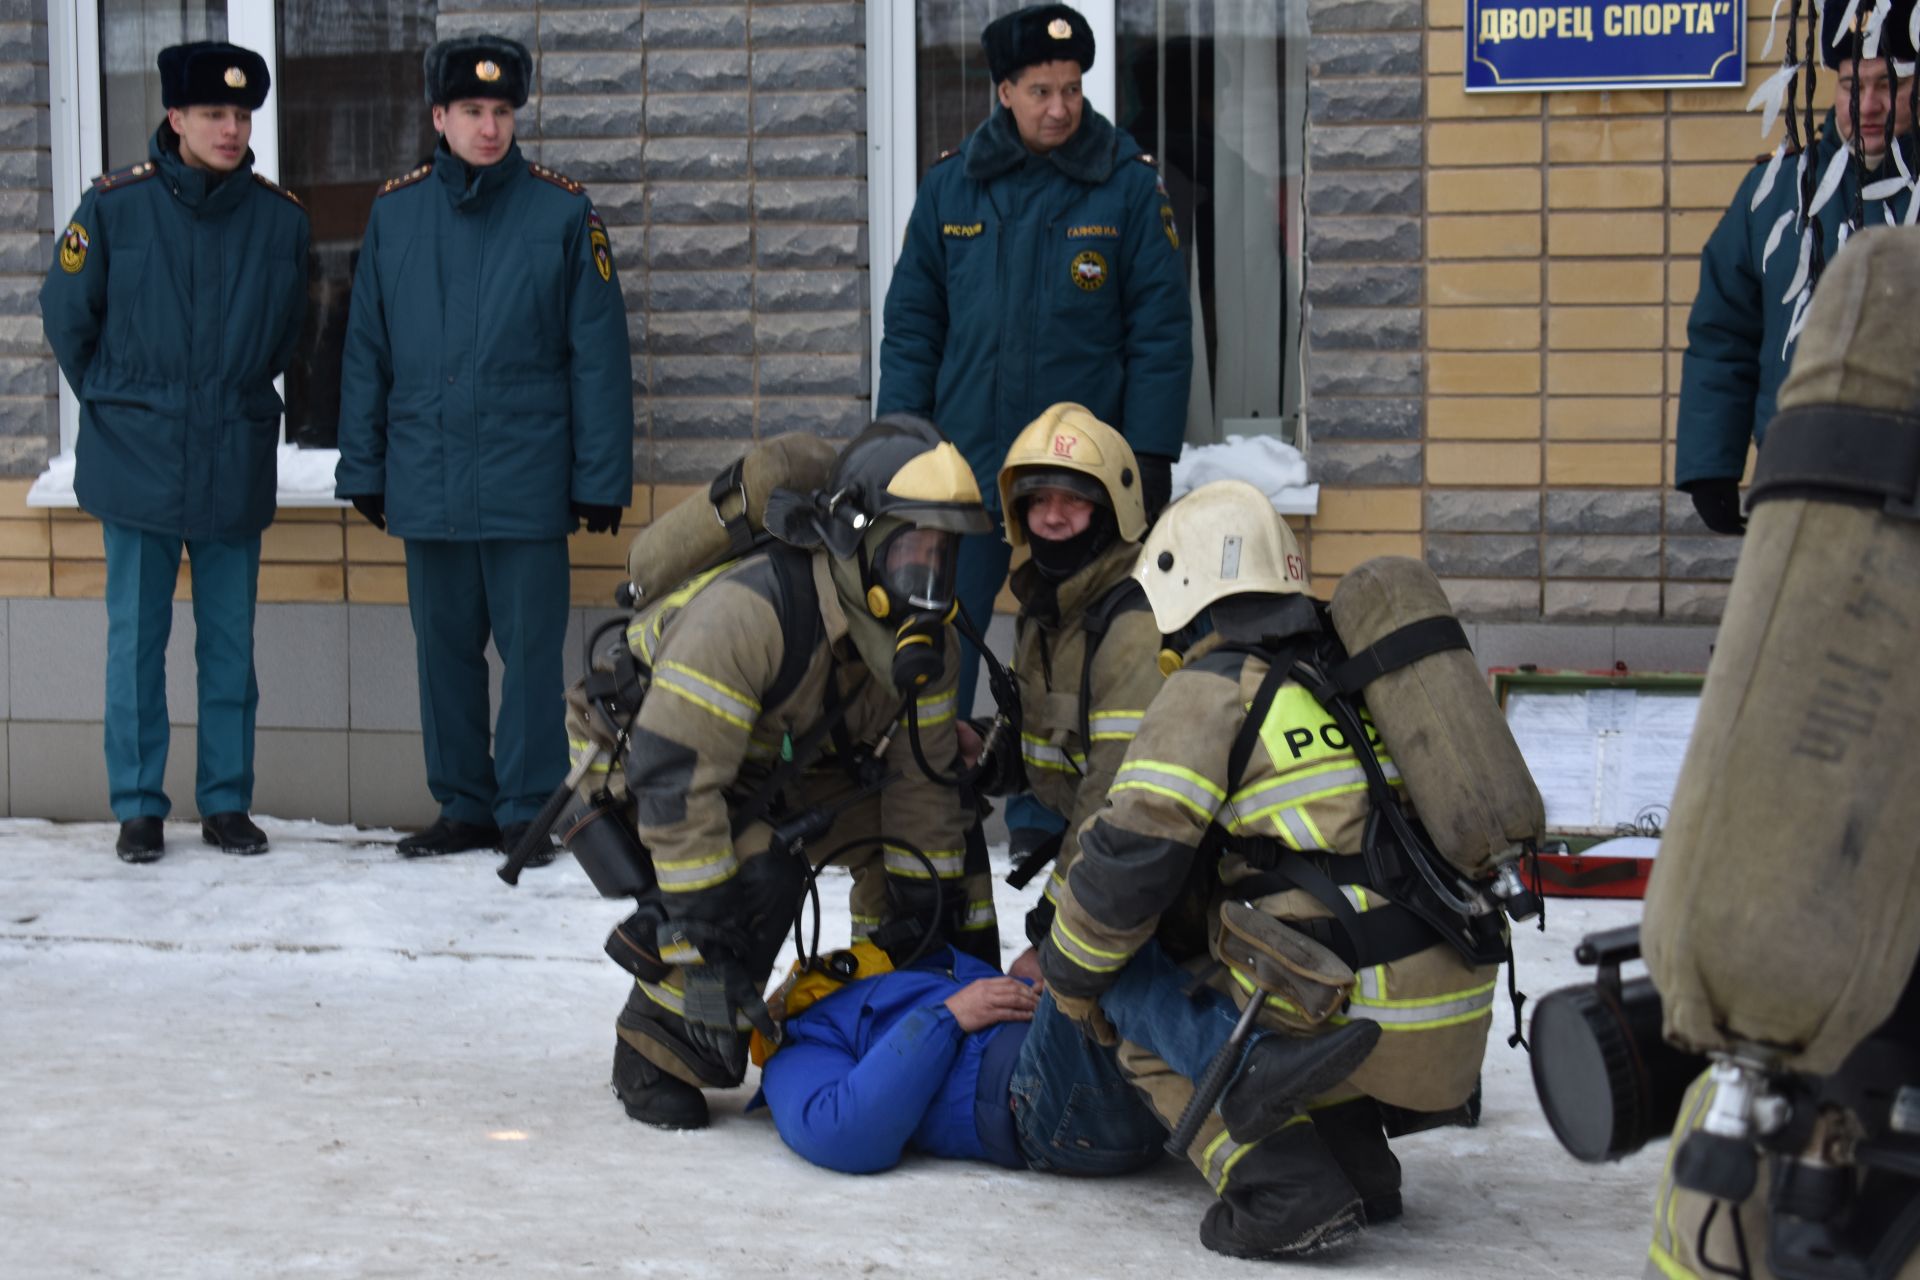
[27,445,346,508]
[1172,434,1318,512]
[1,816,1662,1278]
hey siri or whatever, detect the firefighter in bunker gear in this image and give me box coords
[1038,478,1501,1260]
[587,417,1003,1132]
[983,404,1169,946]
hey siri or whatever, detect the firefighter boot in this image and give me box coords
[611,1036,708,1131]
[1313,1097,1404,1223]
[1218,1020,1382,1144]
[1199,1118,1364,1260]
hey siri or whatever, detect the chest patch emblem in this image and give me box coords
[942,222,984,238]
[588,211,612,282]
[1070,249,1108,292]
[59,222,88,274]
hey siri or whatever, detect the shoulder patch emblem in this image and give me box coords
[587,209,613,282]
[1161,204,1179,251]
[530,162,584,195]
[1070,249,1108,292]
[91,161,157,194]
[942,221,984,238]
[253,173,304,208]
[378,164,431,197]
[59,222,89,274]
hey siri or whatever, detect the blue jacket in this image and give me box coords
[758,949,1021,1174]
[878,107,1191,511]
[40,126,309,540]
[1676,115,1915,487]
[334,141,634,540]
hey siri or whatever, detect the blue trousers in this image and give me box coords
[101,522,261,820]
[403,538,569,827]
[1008,940,1256,1174]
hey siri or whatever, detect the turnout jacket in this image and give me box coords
[1039,633,1498,1112]
[878,107,1190,510]
[1676,114,1916,488]
[1008,540,1165,913]
[40,125,310,541]
[606,547,995,944]
[334,140,633,540]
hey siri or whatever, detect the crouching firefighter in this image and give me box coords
[1040,478,1542,1261]
[559,417,1004,1131]
[1632,228,1920,1280]
[967,404,1170,944]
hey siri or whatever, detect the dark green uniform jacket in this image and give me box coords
[878,107,1190,511]
[40,125,310,540]
[1676,115,1916,488]
[334,141,634,540]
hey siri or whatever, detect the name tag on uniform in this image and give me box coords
[1066,224,1121,239]
[942,222,984,238]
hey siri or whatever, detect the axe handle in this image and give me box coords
[1165,992,1265,1157]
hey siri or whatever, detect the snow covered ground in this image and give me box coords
[2,818,1663,1278]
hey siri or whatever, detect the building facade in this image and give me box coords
[0,0,1799,822]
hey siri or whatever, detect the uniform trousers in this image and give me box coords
[402,537,569,828]
[101,521,261,820]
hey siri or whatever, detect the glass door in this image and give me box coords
[1116,0,1306,447]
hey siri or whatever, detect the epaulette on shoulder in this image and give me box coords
[378,164,432,198]
[1134,152,1159,166]
[1756,143,1803,165]
[253,173,303,209]
[934,147,961,165]
[92,161,158,194]
[529,162,584,195]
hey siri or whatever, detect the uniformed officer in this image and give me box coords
[877,2,1192,726]
[41,41,310,862]
[1039,480,1499,1260]
[572,418,1002,1131]
[335,34,635,857]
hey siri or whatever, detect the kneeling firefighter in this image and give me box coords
[974,403,1169,943]
[1629,228,1920,1280]
[562,417,1003,1132]
[1038,478,1544,1260]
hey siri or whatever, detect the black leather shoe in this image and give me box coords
[497,821,558,868]
[116,817,165,863]
[396,816,501,858]
[201,811,268,856]
[612,1036,709,1131]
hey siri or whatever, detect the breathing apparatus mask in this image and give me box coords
[858,518,962,691]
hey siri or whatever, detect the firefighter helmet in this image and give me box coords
[1135,478,1307,632]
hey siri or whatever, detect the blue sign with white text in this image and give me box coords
[1466,0,1745,91]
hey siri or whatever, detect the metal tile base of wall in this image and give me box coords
[1,597,1720,827]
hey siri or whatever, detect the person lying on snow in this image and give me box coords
[754,941,1377,1180]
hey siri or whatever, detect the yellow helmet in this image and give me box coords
[997,402,1148,552]
[1134,479,1307,632]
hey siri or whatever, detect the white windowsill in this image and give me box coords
[25,446,349,509]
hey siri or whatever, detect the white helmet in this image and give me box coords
[1134,479,1307,632]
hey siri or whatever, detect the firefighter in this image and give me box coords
[1038,479,1500,1260]
[970,403,1168,947]
[576,417,1003,1132]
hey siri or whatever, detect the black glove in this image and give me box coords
[572,501,623,536]
[1137,452,1175,522]
[1684,478,1745,535]
[347,493,385,531]
[659,916,773,1073]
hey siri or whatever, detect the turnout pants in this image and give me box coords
[101,521,261,820]
[619,773,1000,1089]
[403,538,569,827]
